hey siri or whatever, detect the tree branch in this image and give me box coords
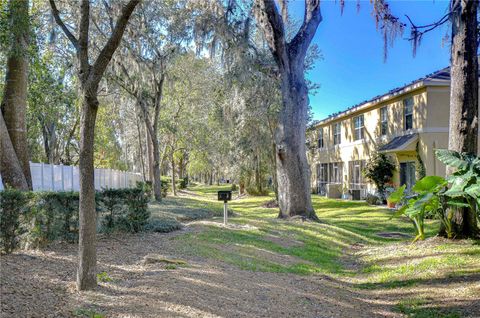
[78,0,91,77]
[254,0,288,70]
[48,0,79,50]
[278,0,288,25]
[288,0,322,59]
[91,0,141,86]
[153,74,165,133]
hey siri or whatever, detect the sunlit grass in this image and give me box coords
[174,186,414,276]
[167,184,479,295]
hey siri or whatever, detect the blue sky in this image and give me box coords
[289,0,451,120]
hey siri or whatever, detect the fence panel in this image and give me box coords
[0,162,142,191]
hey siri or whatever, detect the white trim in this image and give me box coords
[316,127,449,153]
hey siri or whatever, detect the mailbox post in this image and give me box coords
[218,190,232,225]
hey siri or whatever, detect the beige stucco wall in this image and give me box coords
[308,82,480,197]
[308,85,453,196]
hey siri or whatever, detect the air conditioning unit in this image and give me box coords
[326,184,342,199]
[350,189,361,200]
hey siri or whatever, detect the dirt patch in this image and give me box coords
[340,242,366,272]
[1,229,401,318]
[376,232,412,239]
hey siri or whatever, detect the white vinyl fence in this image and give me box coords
[0,162,142,192]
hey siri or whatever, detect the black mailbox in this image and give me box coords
[218,190,232,202]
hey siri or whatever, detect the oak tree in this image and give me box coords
[49,0,140,290]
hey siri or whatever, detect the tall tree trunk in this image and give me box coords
[76,95,98,290]
[135,112,146,181]
[146,122,162,201]
[147,124,154,182]
[275,70,315,218]
[0,0,32,190]
[446,0,479,238]
[271,141,279,201]
[171,151,177,196]
[254,0,320,219]
[179,156,184,179]
[152,137,162,200]
[0,113,29,190]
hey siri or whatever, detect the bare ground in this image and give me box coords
[1,223,406,318]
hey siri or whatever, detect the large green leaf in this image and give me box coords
[435,149,468,170]
[391,204,408,218]
[446,198,470,208]
[473,158,480,171]
[404,204,423,218]
[444,175,470,197]
[388,185,406,204]
[412,176,446,193]
[465,182,480,199]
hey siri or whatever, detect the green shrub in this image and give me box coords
[231,183,238,191]
[136,181,153,198]
[365,194,380,205]
[363,152,395,201]
[160,180,169,197]
[24,191,79,248]
[179,178,187,189]
[124,188,150,232]
[144,218,182,233]
[388,150,480,241]
[0,187,150,253]
[0,189,28,253]
[97,188,150,233]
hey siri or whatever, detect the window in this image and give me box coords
[404,97,413,130]
[329,162,343,183]
[317,163,329,195]
[318,128,324,148]
[333,122,341,145]
[353,115,364,140]
[400,162,416,193]
[349,160,366,190]
[380,107,388,136]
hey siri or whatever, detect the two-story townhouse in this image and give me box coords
[307,67,480,200]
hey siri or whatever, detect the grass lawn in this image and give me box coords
[164,184,480,318]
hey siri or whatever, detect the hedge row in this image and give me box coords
[0,184,150,253]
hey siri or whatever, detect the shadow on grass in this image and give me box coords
[356,269,480,290]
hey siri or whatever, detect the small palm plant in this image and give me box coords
[388,149,480,241]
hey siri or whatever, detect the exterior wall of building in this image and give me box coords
[308,84,456,199]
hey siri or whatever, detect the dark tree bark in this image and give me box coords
[171,151,177,196]
[141,98,163,201]
[135,110,147,181]
[40,120,58,164]
[0,0,32,190]
[0,113,29,190]
[254,0,320,219]
[447,0,479,238]
[50,0,140,290]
